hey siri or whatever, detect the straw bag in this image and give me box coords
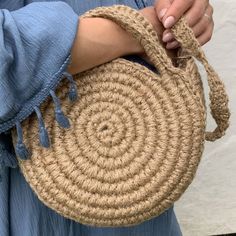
[11,5,230,227]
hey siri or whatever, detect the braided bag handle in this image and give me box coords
[82,5,230,141]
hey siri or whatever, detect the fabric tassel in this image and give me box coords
[63,71,78,102]
[34,107,50,148]
[68,82,78,102]
[50,90,70,128]
[15,122,30,160]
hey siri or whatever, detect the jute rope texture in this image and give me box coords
[12,5,230,227]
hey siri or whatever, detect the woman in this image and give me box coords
[0,0,213,235]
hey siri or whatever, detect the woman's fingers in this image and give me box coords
[165,17,214,49]
[162,29,174,42]
[159,1,214,49]
[184,0,209,27]
[191,5,214,38]
[155,0,194,28]
[155,0,173,20]
[166,40,180,49]
[197,18,214,45]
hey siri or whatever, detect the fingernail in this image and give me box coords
[158,8,167,20]
[166,41,179,49]
[162,33,174,42]
[164,16,175,28]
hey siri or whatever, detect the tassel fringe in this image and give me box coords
[50,90,70,128]
[62,71,78,102]
[11,71,75,164]
[34,107,50,148]
[0,71,76,182]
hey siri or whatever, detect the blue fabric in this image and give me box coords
[0,1,78,132]
[0,0,183,235]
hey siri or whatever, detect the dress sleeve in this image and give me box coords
[0,1,79,132]
[0,1,79,170]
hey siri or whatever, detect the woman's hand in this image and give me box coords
[155,0,214,49]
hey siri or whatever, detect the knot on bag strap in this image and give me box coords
[171,18,231,141]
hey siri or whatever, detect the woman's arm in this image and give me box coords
[68,6,175,75]
[67,17,143,74]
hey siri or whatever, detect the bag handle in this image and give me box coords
[171,18,230,141]
[81,5,230,141]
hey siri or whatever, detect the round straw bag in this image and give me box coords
[11,5,230,227]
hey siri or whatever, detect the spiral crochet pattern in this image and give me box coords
[12,5,230,227]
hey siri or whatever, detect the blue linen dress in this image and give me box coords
[0,0,182,235]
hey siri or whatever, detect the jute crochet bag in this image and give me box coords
[12,5,230,227]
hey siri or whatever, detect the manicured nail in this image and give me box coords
[162,33,174,42]
[166,41,179,49]
[158,8,167,20]
[164,16,175,28]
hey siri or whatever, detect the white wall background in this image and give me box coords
[175,0,236,235]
